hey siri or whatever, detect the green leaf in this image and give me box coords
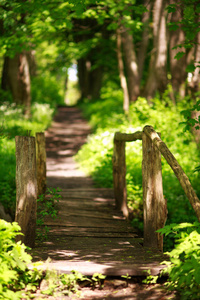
[186,63,196,72]
[166,4,177,13]
[174,51,185,60]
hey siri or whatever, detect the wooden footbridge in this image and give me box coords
[29,107,165,276]
[15,106,200,277]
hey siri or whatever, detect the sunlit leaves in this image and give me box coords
[158,222,200,298]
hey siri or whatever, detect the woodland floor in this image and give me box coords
[31,106,178,299]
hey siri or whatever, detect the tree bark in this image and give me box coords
[143,125,200,222]
[77,56,103,100]
[1,52,31,117]
[142,132,167,251]
[15,136,37,247]
[137,0,152,83]
[121,25,140,102]
[169,0,187,98]
[116,28,129,113]
[143,0,168,99]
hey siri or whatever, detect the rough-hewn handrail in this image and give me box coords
[143,125,200,222]
[112,131,143,219]
[114,131,142,141]
[112,126,200,251]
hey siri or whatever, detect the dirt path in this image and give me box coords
[31,106,177,299]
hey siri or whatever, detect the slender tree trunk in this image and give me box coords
[77,57,91,100]
[116,28,129,113]
[90,66,103,99]
[143,0,168,99]
[121,25,140,102]
[137,0,152,83]
[190,30,200,95]
[169,0,187,98]
[1,56,9,91]
[1,52,31,117]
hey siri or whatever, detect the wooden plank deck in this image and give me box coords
[31,107,167,277]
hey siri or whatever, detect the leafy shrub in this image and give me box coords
[31,103,54,128]
[158,222,200,299]
[31,75,65,107]
[0,220,36,299]
[0,220,89,299]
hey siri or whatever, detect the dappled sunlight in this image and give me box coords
[31,106,167,280]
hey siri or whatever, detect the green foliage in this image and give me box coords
[0,101,56,217]
[166,1,200,57]
[37,188,62,241]
[38,269,87,297]
[91,273,106,289]
[31,75,65,108]
[158,222,200,299]
[77,89,199,250]
[31,103,54,128]
[142,270,158,284]
[0,220,93,299]
[0,220,39,300]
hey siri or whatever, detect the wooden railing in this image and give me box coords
[112,125,200,251]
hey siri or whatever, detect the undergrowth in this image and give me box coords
[77,87,200,250]
[0,75,64,218]
[0,219,107,299]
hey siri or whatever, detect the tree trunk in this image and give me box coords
[77,57,103,101]
[2,52,31,117]
[189,24,200,96]
[169,0,187,98]
[77,58,90,100]
[90,66,103,99]
[1,56,9,91]
[121,25,140,102]
[137,0,152,83]
[143,0,168,99]
[116,28,129,113]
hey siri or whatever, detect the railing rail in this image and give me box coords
[112,125,200,251]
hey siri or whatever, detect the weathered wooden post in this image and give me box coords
[112,133,129,217]
[142,131,167,251]
[144,125,200,222]
[15,136,37,248]
[36,132,46,197]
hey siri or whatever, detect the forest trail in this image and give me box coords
[31,107,173,297]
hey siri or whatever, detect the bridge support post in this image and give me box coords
[36,132,46,197]
[142,132,167,251]
[113,134,129,217]
[15,136,37,248]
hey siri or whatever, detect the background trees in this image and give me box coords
[0,0,199,114]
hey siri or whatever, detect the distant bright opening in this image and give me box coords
[68,64,78,82]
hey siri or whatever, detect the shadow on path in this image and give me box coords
[32,106,167,278]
